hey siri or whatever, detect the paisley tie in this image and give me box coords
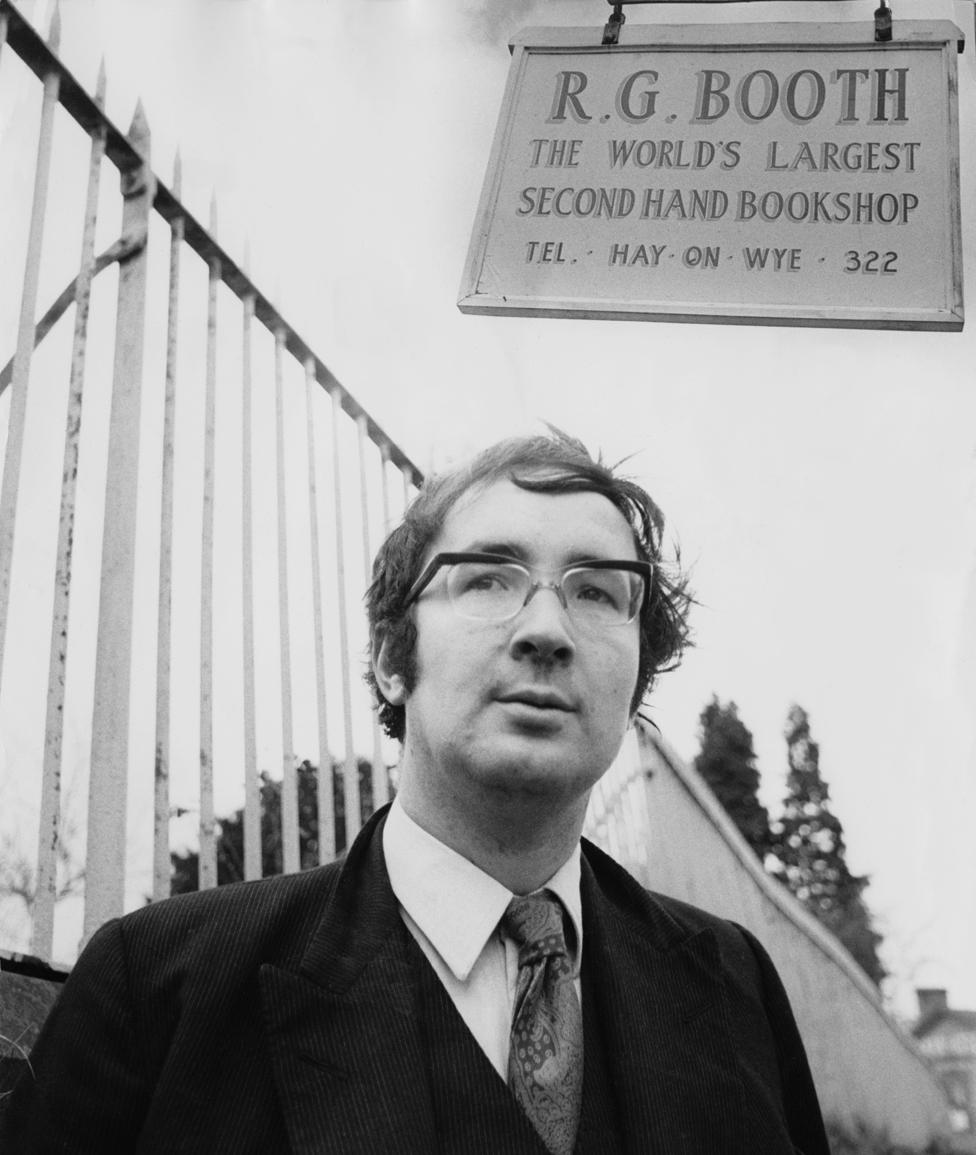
[503,891,583,1155]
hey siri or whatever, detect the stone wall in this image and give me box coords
[0,957,66,1097]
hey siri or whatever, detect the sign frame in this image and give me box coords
[458,21,964,331]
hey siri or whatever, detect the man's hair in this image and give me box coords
[365,429,692,741]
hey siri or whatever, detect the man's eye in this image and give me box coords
[458,567,514,592]
[576,584,614,605]
[569,573,628,612]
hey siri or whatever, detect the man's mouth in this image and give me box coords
[496,689,575,712]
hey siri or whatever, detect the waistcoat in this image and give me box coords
[409,924,626,1154]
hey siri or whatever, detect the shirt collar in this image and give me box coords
[383,797,584,982]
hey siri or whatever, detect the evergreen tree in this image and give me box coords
[171,758,377,894]
[694,696,770,862]
[769,705,885,987]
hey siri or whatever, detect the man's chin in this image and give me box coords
[473,746,607,802]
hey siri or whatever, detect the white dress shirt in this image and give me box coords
[382,797,584,1080]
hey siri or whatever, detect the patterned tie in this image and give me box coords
[503,891,583,1155]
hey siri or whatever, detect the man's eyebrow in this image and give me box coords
[461,541,523,559]
[460,542,627,566]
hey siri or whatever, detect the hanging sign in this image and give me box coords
[458,22,964,330]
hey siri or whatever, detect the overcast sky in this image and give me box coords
[1,0,974,1018]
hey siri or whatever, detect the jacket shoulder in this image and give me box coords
[580,836,762,967]
[124,856,345,930]
[90,857,346,987]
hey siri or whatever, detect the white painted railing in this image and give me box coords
[0,0,419,964]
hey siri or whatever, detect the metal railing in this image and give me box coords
[0,0,421,964]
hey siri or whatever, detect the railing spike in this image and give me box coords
[47,1,61,51]
[95,58,107,106]
[172,149,182,196]
[129,99,150,149]
[209,192,217,236]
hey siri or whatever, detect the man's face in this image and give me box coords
[391,479,641,810]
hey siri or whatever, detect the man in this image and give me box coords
[1,430,829,1153]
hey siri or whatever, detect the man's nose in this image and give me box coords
[508,585,576,663]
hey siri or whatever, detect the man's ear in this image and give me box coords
[372,632,408,706]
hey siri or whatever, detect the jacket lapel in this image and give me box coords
[581,842,746,1155]
[260,809,437,1154]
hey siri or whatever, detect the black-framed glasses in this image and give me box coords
[403,552,651,627]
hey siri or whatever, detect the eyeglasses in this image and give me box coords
[403,552,651,628]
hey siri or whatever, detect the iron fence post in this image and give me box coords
[83,104,153,942]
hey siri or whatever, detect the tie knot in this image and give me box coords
[503,892,570,968]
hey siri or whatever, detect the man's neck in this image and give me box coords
[395,785,588,895]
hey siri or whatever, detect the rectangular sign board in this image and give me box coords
[459,22,964,330]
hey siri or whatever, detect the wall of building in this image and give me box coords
[915,1016,976,1152]
[584,725,950,1148]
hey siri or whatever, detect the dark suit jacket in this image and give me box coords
[1,807,829,1153]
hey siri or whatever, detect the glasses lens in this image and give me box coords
[563,567,644,625]
[446,561,529,620]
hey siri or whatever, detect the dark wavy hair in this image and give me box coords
[365,430,692,741]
